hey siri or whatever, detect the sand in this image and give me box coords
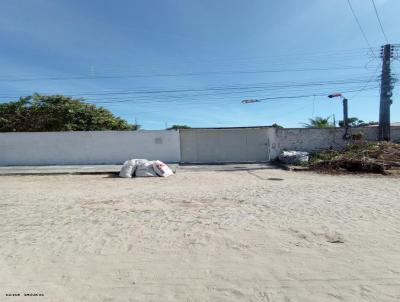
[0,169,399,301]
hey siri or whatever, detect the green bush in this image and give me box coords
[0,94,138,132]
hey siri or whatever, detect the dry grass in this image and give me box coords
[309,141,400,174]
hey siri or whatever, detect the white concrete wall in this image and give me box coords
[1,127,399,165]
[274,126,400,159]
[0,131,180,166]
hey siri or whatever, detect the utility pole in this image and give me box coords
[328,93,349,139]
[379,44,394,141]
[342,97,348,129]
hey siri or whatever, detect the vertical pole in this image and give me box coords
[379,44,392,141]
[134,117,138,130]
[342,98,348,128]
[342,98,349,139]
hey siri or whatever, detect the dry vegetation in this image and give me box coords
[309,141,400,174]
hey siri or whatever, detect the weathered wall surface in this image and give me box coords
[391,127,400,143]
[0,131,180,166]
[275,126,400,156]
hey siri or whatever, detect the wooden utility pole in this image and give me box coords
[378,44,394,141]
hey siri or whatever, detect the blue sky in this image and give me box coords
[0,0,399,129]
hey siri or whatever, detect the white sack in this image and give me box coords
[152,160,174,177]
[134,159,158,177]
[119,159,137,178]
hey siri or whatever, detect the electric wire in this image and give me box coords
[0,66,379,82]
[347,0,377,57]
[83,86,378,106]
[349,64,381,99]
[371,0,389,43]
[0,75,379,100]
[0,47,380,82]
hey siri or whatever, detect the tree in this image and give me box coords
[303,116,334,128]
[0,94,138,132]
[338,117,378,127]
[271,123,284,129]
[167,124,191,130]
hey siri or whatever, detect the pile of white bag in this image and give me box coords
[119,159,174,178]
[278,151,309,165]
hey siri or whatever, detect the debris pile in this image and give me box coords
[309,142,400,174]
[278,151,309,165]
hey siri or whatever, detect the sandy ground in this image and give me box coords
[0,168,399,302]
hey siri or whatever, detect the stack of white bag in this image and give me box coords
[119,159,174,178]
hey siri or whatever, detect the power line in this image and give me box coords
[80,50,377,74]
[72,47,380,72]
[0,65,379,82]
[0,76,379,101]
[346,0,377,57]
[371,0,389,43]
[256,87,376,102]
[0,48,377,84]
[83,86,378,106]
[349,64,381,99]
[167,47,375,63]
[0,73,378,94]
